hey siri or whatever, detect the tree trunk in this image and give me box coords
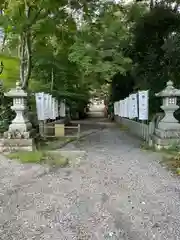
[19,2,32,90]
[19,34,25,86]
[22,31,32,90]
[1,32,7,52]
[51,68,54,92]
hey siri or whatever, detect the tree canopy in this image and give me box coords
[0,0,180,118]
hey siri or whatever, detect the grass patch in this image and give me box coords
[140,142,155,151]
[161,145,180,155]
[159,145,180,175]
[140,143,180,174]
[140,142,180,153]
[7,150,69,167]
[118,123,129,131]
[160,154,180,175]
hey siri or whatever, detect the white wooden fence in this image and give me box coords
[119,117,154,142]
[35,92,66,121]
[114,90,153,142]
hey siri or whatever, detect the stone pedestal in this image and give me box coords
[154,128,180,149]
[1,81,33,152]
[154,80,180,149]
[0,138,34,152]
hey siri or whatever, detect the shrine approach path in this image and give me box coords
[0,116,180,239]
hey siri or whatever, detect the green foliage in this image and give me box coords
[109,3,180,115]
[130,5,180,115]
[1,0,180,119]
[68,3,133,84]
[0,0,97,116]
[0,84,14,132]
[0,55,18,131]
[163,32,180,83]
[0,54,19,89]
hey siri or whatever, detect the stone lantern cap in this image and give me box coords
[4,81,27,98]
[155,80,180,97]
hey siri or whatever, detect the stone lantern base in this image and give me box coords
[0,138,34,152]
[0,128,36,153]
[153,128,180,150]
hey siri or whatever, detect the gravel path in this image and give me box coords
[0,124,180,239]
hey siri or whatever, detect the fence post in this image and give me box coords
[39,120,45,137]
[141,121,143,139]
[77,124,81,140]
[142,120,146,141]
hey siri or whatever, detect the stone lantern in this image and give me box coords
[4,81,32,138]
[155,80,180,130]
[154,80,180,149]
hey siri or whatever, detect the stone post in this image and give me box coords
[154,80,180,149]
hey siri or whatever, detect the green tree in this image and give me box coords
[0,0,102,90]
[68,2,132,87]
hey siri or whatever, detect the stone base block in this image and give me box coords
[155,128,180,139]
[0,138,34,152]
[153,135,180,150]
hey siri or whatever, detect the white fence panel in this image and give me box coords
[120,118,152,142]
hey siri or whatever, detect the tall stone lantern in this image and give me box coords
[0,81,34,152]
[4,81,32,138]
[154,80,180,149]
[155,80,180,129]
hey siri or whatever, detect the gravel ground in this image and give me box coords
[0,122,180,239]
